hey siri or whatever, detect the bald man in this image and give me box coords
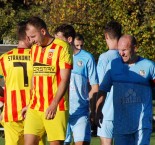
[96,34,155,145]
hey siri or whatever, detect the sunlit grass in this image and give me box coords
[0,133,155,145]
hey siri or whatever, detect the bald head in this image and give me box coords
[119,35,136,47]
[118,34,138,64]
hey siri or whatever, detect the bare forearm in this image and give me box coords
[53,69,71,104]
[94,90,107,127]
[89,84,99,120]
[45,69,71,119]
[53,79,70,104]
[89,84,99,99]
[96,90,107,112]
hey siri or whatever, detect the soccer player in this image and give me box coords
[73,33,84,50]
[24,17,73,145]
[0,21,33,145]
[96,34,155,145]
[55,25,99,145]
[97,21,122,145]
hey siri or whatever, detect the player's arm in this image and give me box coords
[149,61,155,99]
[0,58,4,121]
[95,60,112,127]
[151,79,155,100]
[0,59,4,104]
[0,86,4,110]
[21,105,29,119]
[89,84,99,124]
[45,68,71,120]
[95,90,107,128]
[89,84,99,100]
[0,86,4,121]
[21,77,34,119]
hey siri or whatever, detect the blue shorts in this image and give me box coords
[114,128,152,145]
[64,115,91,143]
[97,120,113,138]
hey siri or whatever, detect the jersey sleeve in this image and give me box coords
[87,54,98,85]
[59,44,73,69]
[97,53,109,84]
[99,62,112,92]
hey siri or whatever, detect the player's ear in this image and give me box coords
[67,36,73,44]
[41,28,46,36]
[134,45,138,52]
[104,33,109,40]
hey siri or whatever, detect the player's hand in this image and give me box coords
[21,106,28,119]
[95,96,104,128]
[45,100,58,120]
[95,108,103,128]
[95,92,105,128]
[90,110,96,124]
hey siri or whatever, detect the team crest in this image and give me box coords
[48,49,54,59]
[48,52,53,59]
[77,60,83,67]
[139,70,145,76]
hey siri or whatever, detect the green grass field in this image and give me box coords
[0,133,155,145]
[0,101,155,144]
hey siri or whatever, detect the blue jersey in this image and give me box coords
[69,49,98,116]
[97,49,119,120]
[100,57,155,134]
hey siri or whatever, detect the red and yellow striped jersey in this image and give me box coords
[0,48,33,122]
[30,38,73,111]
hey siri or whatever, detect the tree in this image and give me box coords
[0,0,47,43]
[0,0,155,61]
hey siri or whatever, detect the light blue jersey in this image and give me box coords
[65,49,98,143]
[100,57,155,134]
[69,49,98,116]
[97,49,119,120]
